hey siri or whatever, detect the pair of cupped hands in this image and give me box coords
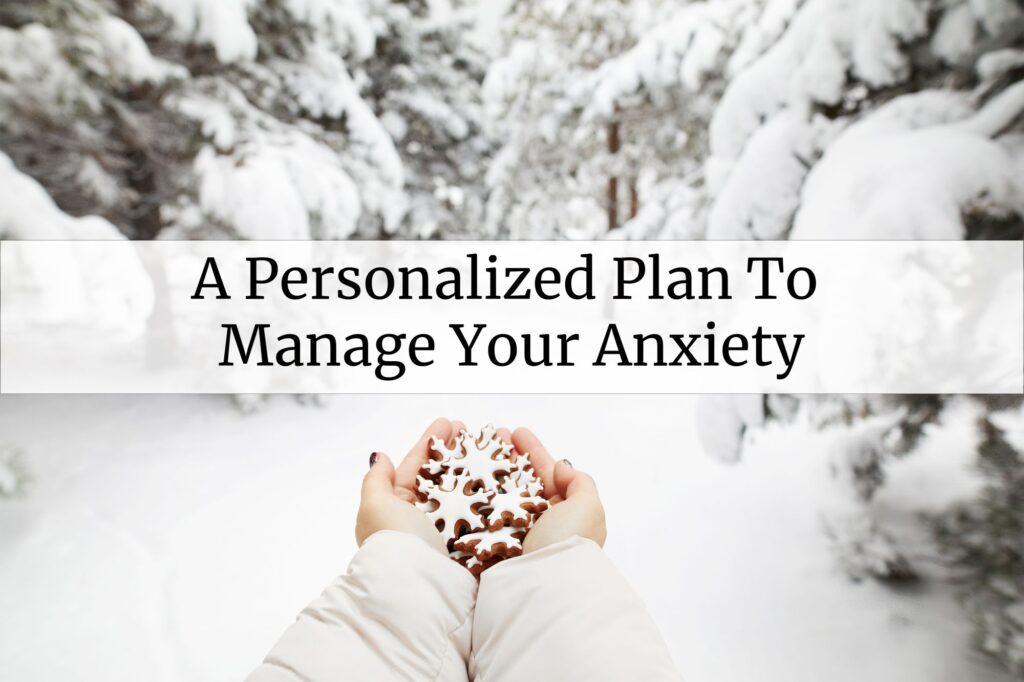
[356,418,607,561]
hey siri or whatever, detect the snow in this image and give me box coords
[0,395,1011,682]
[148,0,378,63]
[380,110,409,141]
[271,43,406,210]
[169,50,405,239]
[709,0,929,165]
[396,90,471,140]
[727,0,802,75]
[0,23,101,121]
[94,15,187,84]
[960,78,1024,137]
[282,0,376,58]
[977,48,1024,81]
[932,4,979,64]
[694,394,765,462]
[0,450,21,497]
[1,2,1023,672]
[2,0,1020,245]
[707,110,834,240]
[993,404,1024,453]
[147,0,258,64]
[76,157,122,208]
[584,1,742,121]
[475,0,1024,242]
[193,137,362,240]
[791,88,1024,239]
[0,14,183,99]
[275,46,363,121]
[0,153,153,338]
[968,0,1024,35]
[613,177,703,240]
[0,152,123,240]
[171,84,244,152]
[468,0,512,54]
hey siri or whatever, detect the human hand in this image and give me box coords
[355,417,467,555]
[510,427,607,553]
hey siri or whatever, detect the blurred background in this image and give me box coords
[2,0,1024,241]
[0,0,1023,680]
[0,394,1022,682]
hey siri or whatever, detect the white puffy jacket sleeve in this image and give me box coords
[246,530,477,682]
[470,536,682,682]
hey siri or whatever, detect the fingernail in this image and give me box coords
[561,459,573,468]
[369,452,380,468]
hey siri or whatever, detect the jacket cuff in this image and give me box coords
[343,530,478,616]
[472,535,681,681]
[253,530,476,682]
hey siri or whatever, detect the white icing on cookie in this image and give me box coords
[486,487,535,527]
[447,428,512,489]
[506,455,545,498]
[417,424,550,573]
[438,470,460,491]
[429,435,462,461]
[422,457,446,476]
[424,473,492,546]
[456,524,525,560]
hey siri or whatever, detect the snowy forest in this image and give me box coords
[3,0,1024,242]
[1,0,1023,679]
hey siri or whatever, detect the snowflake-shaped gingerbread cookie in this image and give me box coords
[416,425,549,576]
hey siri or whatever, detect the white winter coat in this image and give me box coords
[247,531,682,681]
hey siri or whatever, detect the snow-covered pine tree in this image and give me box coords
[584,0,1024,241]
[0,0,406,241]
[150,0,405,239]
[668,2,1021,640]
[0,0,420,402]
[934,404,1024,678]
[359,0,493,239]
[668,9,1023,662]
[581,0,780,238]
[700,394,1024,676]
[707,0,1024,241]
[0,0,188,239]
[481,0,656,238]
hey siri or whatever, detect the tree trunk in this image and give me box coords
[607,120,620,231]
[628,176,639,219]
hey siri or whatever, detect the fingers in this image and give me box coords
[512,427,557,498]
[395,418,452,491]
[392,421,574,502]
[553,459,575,498]
[361,452,396,499]
[554,459,598,500]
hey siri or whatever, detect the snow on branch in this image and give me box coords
[709,0,929,165]
[792,89,1023,239]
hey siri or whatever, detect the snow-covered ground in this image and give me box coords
[0,395,1011,682]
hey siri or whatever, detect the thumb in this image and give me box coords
[554,459,598,500]
[361,452,396,499]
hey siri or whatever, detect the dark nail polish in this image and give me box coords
[561,459,573,468]
[369,452,380,468]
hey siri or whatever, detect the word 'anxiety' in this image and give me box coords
[218,322,804,381]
